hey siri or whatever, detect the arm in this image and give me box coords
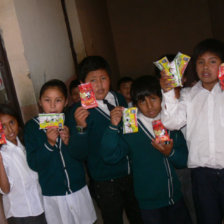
[167,130,188,168]
[24,120,60,172]
[0,153,10,194]
[66,106,90,160]
[100,125,129,164]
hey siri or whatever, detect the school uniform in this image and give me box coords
[68,91,143,224]
[24,117,96,224]
[0,138,46,223]
[100,112,192,224]
[161,81,224,224]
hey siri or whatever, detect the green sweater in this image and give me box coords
[100,119,188,210]
[68,91,130,181]
[24,117,86,196]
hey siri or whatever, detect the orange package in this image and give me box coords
[152,120,170,143]
[0,122,6,145]
[79,83,98,109]
[218,63,224,90]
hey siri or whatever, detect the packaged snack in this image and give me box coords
[152,120,170,143]
[218,63,224,90]
[123,107,138,134]
[0,122,6,144]
[78,83,98,109]
[154,52,191,88]
[39,113,64,130]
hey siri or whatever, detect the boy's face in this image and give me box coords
[84,69,110,100]
[137,95,162,118]
[196,52,222,91]
[71,87,80,103]
[119,81,133,103]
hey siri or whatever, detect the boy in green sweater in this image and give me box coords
[100,75,192,224]
[68,56,143,224]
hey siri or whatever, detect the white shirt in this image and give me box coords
[0,138,44,218]
[161,81,224,169]
[96,91,116,115]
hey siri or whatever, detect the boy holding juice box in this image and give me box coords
[68,56,143,224]
[160,39,224,224]
[100,75,192,224]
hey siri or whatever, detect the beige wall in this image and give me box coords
[106,0,215,78]
[75,0,120,88]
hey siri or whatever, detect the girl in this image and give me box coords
[0,104,46,224]
[24,79,96,224]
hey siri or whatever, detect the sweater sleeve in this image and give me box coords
[65,106,89,161]
[24,119,59,172]
[168,130,188,168]
[161,88,188,131]
[100,125,129,164]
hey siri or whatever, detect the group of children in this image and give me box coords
[0,37,223,224]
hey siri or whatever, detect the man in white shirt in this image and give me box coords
[160,38,224,224]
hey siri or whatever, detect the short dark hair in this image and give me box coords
[131,75,161,105]
[69,79,80,94]
[192,38,224,63]
[117,76,133,90]
[78,56,111,82]
[39,79,68,99]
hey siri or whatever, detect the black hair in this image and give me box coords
[69,79,80,94]
[39,79,68,99]
[117,76,133,90]
[0,104,23,143]
[192,38,224,63]
[131,75,162,105]
[78,56,112,82]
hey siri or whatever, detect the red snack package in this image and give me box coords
[218,63,224,90]
[0,122,6,144]
[78,83,98,109]
[152,120,170,143]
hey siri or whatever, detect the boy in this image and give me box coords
[69,79,80,104]
[100,75,192,224]
[117,76,133,107]
[68,56,143,224]
[160,38,224,224]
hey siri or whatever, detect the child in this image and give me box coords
[117,76,133,107]
[24,79,96,224]
[100,75,192,224]
[0,104,47,224]
[69,79,81,104]
[68,56,143,224]
[160,38,224,224]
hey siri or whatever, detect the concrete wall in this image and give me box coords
[106,0,215,78]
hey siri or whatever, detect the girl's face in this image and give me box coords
[0,114,19,145]
[137,95,162,118]
[39,87,68,113]
[196,52,222,91]
[84,69,110,100]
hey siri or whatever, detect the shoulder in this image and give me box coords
[24,117,39,132]
[169,129,185,142]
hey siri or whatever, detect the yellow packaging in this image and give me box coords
[174,52,191,79]
[39,113,64,129]
[123,107,138,134]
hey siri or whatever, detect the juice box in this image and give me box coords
[152,120,170,143]
[123,107,138,134]
[0,122,6,144]
[39,113,64,129]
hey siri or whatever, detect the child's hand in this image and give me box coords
[74,106,89,128]
[151,138,173,156]
[160,70,175,92]
[59,126,69,145]
[46,127,59,146]
[110,106,123,126]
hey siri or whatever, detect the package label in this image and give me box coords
[39,113,64,129]
[123,107,138,134]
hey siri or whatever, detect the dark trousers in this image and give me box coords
[141,198,192,224]
[191,167,224,224]
[7,213,47,224]
[94,175,143,224]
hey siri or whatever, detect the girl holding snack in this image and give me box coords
[0,104,47,224]
[24,79,96,224]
